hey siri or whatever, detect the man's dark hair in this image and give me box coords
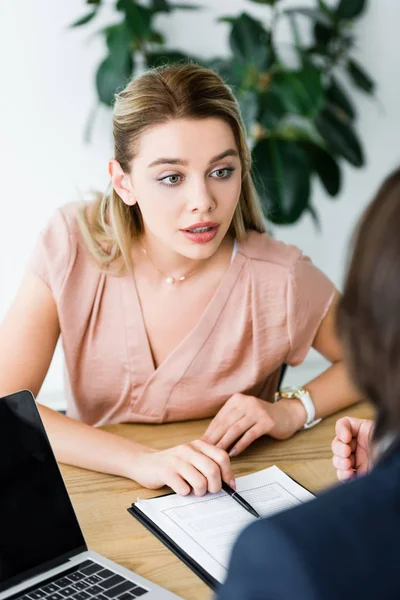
[337,167,400,443]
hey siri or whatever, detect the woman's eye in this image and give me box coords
[159,174,181,186]
[211,168,234,179]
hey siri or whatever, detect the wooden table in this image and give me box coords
[60,401,374,600]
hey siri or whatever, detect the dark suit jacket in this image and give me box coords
[218,448,400,600]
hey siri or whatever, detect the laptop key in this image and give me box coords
[96,569,114,580]
[46,594,64,600]
[58,586,76,597]
[85,574,102,585]
[71,581,89,591]
[27,592,47,599]
[54,576,73,587]
[119,594,136,600]
[68,571,86,582]
[80,562,103,576]
[73,593,91,600]
[41,583,60,593]
[71,580,90,591]
[85,584,105,595]
[103,581,136,598]
[132,588,148,597]
[99,574,125,589]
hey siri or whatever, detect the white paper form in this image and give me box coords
[135,465,315,583]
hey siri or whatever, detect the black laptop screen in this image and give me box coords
[0,391,86,591]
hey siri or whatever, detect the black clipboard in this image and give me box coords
[127,470,314,592]
[128,501,219,591]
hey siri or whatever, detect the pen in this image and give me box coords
[221,481,262,519]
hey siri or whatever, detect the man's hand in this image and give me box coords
[331,417,374,481]
[202,393,306,456]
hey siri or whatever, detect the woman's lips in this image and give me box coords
[180,224,220,244]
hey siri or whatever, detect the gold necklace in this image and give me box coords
[141,247,202,285]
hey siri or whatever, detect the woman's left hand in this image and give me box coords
[202,393,307,456]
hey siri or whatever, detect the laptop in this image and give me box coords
[0,390,182,600]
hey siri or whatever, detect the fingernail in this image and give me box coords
[229,448,236,457]
[230,479,236,490]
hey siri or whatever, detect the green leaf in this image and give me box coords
[326,77,355,120]
[237,90,259,133]
[96,54,133,106]
[70,10,98,27]
[150,0,171,12]
[148,30,165,44]
[271,67,324,118]
[206,58,247,88]
[146,50,190,69]
[284,7,332,27]
[347,59,375,94]
[336,0,366,20]
[116,0,152,38]
[104,22,133,70]
[258,89,286,129]
[218,16,237,25]
[315,107,364,166]
[229,13,271,70]
[87,0,101,4]
[303,143,341,196]
[276,115,322,144]
[253,138,311,224]
[313,21,335,44]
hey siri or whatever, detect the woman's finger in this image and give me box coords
[203,408,243,445]
[165,471,191,496]
[215,416,253,452]
[229,423,265,457]
[191,440,235,488]
[178,461,209,497]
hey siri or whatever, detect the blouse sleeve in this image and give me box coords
[28,208,73,303]
[285,254,336,366]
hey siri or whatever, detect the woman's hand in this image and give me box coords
[331,417,374,481]
[132,439,235,496]
[202,393,306,456]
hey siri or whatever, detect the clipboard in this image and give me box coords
[128,502,219,591]
[127,467,314,592]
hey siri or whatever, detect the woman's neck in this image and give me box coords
[134,232,234,282]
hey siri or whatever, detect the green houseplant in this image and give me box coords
[72,0,375,226]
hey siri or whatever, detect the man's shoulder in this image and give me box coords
[272,457,400,540]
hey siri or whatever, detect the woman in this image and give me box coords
[0,64,358,495]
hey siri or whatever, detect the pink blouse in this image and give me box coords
[29,203,336,427]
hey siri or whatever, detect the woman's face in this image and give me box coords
[114,117,242,261]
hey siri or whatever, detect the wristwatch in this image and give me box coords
[274,386,322,430]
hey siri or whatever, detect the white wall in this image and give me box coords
[1,0,399,406]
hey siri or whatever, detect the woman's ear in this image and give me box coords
[108,159,136,206]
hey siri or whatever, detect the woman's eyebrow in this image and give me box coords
[147,148,239,168]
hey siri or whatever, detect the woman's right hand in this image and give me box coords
[132,439,235,496]
[331,417,374,482]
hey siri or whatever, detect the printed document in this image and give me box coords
[134,465,314,583]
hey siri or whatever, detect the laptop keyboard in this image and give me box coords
[11,560,149,599]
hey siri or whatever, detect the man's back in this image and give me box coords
[218,449,400,600]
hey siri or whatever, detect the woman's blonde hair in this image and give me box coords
[78,62,267,273]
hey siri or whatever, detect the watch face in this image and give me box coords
[281,386,300,394]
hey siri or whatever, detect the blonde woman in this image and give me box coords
[0,64,359,495]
